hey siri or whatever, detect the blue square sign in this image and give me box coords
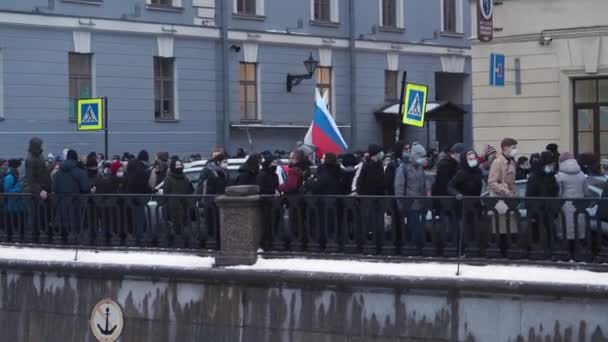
[489,53,505,87]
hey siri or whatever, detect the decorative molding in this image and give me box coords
[584,36,601,74]
[72,31,91,53]
[228,30,350,48]
[243,43,258,63]
[157,36,174,58]
[440,55,466,73]
[387,52,399,71]
[319,48,332,66]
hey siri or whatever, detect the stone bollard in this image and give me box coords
[214,185,263,267]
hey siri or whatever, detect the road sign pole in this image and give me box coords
[396,71,407,142]
[104,97,109,160]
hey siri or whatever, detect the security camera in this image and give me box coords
[540,36,553,45]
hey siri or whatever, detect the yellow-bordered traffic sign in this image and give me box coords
[77,98,104,131]
[402,83,428,128]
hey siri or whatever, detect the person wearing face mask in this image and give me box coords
[515,156,530,181]
[433,143,464,197]
[163,159,194,236]
[257,153,280,195]
[278,150,307,194]
[488,138,518,198]
[384,141,407,197]
[355,144,386,196]
[525,151,559,247]
[394,143,428,253]
[197,148,229,196]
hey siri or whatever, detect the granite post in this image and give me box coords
[214,185,263,266]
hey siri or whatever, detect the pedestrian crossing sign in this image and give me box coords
[402,83,428,128]
[77,98,104,131]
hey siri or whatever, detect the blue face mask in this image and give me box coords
[544,166,554,174]
[415,158,426,166]
[402,152,410,160]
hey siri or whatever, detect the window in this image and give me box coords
[443,0,457,32]
[384,70,399,103]
[573,78,608,157]
[148,0,179,8]
[69,53,92,121]
[239,62,258,121]
[381,0,397,28]
[313,0,331,21]
[154,57,175,120]
[237,0,256,15]
[316,66,332,113]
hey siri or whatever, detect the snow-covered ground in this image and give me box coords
[0,245,214,268]
[0,245,607,287]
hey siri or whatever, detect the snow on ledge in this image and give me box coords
[231,257,608,286]
[0,245,215,268]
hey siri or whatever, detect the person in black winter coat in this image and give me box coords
[447,150,484,253]
[235,154,260,186]
[384,141,408,196]
[197,148,229,196]
[432,143,464,197]
[526,151,559,245]
[312,153,343,195]
[125,150,152,244]
[257,153,279,195]
[52,149,90,243]
[356,144,386,196]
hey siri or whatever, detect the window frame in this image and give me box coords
[311,0,338,24]
[154,56,176,121]
[68,52,93,122]
[384,70,399,103]
[381,0,397,28]
[316,66,333,114]
[573,77,608,157]
[239,62,259,122]
[236,0,256,16]
[147,0,182,10]
[441,0,463,34]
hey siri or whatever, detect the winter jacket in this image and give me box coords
[447,156,483,197]
[526,171,559,198]
[278,165,303,194]
[312,164,343,195]
[125,159,152,194]
[516,167,529,181]
[341,166,356,195]
[488,154,517,197]
[4,170,24,213]
[356,160,385,196]
[197,161,228,195]
[384,160,400,196]
[257,166,279,195]
[23,156,50,195]
[394,160,427,211]
[432,156,459,196]
[52,160,90,195]
[96,175,124,194]
[556,159,593,239]
[235,165,258,186]
[163,171,194,226]
[148,162,168,190]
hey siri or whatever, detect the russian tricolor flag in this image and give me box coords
[304,89,348,157]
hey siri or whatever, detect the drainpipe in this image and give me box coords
[220,0,230,148]
[348,0,357,148]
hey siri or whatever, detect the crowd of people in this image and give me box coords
[0,136,606,252]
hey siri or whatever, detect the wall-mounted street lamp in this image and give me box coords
[286,53,319,92]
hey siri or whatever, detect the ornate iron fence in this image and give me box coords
[0,193,219,250]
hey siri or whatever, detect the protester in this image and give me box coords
[395,143,428,252]
[448,150,483,198]
[197,148,229,195]
[526,151,559,246]
[278,150,306,194]
[515,156,530,180]
[432,143,464,197]
[356,144,386,196]
[235,154,260,186]
[488,138,518,197]
[546,143,560,169]
[257,153,279,195]
[4,159,25,218]
[340,153,359,195]
[557,152,593,254]
[163,159,194,231]
[96,162,120,194]
[85,152,101,190]
[384,141,406,196]
[235,147,246,159]
[480,145,497,183]
[312,153,343,195]
[148,152,170,190]
[125,150,152,244]
[23,137,51,200]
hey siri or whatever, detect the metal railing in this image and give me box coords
[260,195,608,263]
[0,193,220,250]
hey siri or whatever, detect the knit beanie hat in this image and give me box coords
[137,150,150,162]
[28,137,43,157]
[66,149,78,162]
[450,143,465,154]
[110,161,123,175]
[485,146,497,159]
[368,144,383,157]
[411,144,427,160]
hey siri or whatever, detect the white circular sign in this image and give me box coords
[90,299,124,342]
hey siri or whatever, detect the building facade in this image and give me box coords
[0,0,471,158]
[471,0,608,157]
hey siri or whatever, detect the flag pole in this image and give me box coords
[396,71,407,142]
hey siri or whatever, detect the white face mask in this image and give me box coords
[116,171,124,178]
[468,159,479,168]
[509,148,518,158]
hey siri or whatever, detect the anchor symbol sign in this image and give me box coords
[91,299,124,342]
[97,307,118,336]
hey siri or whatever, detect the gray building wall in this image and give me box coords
[0,0,471,157]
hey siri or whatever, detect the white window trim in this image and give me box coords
[233,0,264,16]
[256,64,262,120]
[440,0,463,34]
[378,0,404,29]
[91,54,97,98]
[310,0,339,23]
[173,60,179,119]
[0,49,4,119]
